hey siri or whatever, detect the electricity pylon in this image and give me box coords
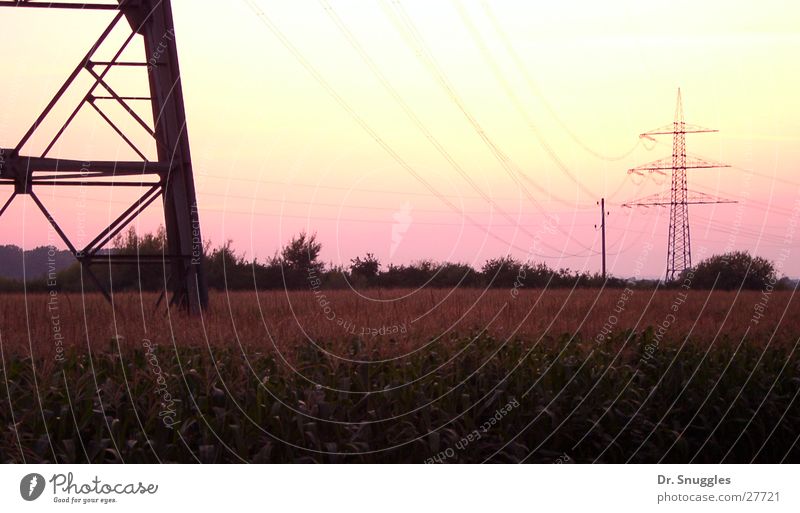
[0,0,207,313]
[623,89,735,282]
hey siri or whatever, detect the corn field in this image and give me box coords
[1,289,798,463]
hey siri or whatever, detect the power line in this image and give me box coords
[197,172,601,207]
[238,1,598,258]
[643,137,800,213]
[479,0,643,164]
[317,0,589,251]
[380,0,601,255]
[690,182,799,217]
[452,0,599,200]
[27,187,599,230]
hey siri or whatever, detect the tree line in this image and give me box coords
[0,227,792,293]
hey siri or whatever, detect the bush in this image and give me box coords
[481,256,522,287]
[6,229,787,293]
[350,253,380,287]
[280,232,323,288]
[685,251,777,290]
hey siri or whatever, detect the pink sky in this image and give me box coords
[1,0,799,279]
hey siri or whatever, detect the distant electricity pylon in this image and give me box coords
[623,89,735,282]
[0,0,207,313]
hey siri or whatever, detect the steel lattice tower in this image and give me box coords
[669,91,691,281]
[0,0,207,313]
[624,89,735,282]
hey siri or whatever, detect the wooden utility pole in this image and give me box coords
[599,198,607,280]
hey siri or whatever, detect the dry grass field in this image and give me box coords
[2,288,797,362]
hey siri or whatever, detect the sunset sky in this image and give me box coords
[1,0,798,278]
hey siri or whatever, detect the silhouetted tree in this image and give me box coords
[9,228,789,294]
[323,264,350,289]
[280,232,323,288]
[685,251,777,290]
[253,253,284,290]
[382,260,438,288]
[106,226,169,291]
[206,241,255,290]
[350,253,380,286]
[429,262,480,287]
[0,244,73,281]
[481,256,523,287]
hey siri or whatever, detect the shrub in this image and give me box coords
[685,251,777,290]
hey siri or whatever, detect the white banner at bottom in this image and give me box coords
[1,464,795,512]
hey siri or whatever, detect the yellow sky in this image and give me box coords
[1,0,799,277]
